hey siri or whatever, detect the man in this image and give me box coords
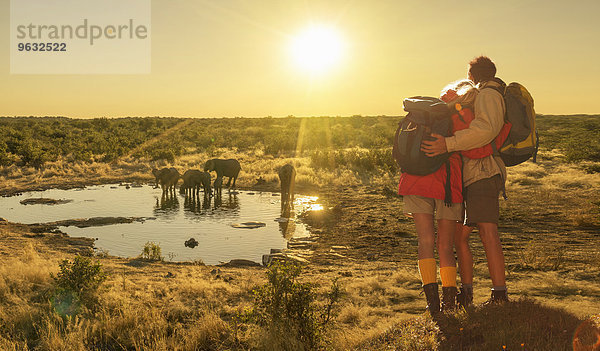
[421,56,508,304]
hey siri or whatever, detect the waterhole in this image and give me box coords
[0,184,320,265]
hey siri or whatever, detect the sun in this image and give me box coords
[289,25,345,74]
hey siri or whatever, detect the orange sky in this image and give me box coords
[1,0,599,118]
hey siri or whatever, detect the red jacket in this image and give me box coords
[397,105,511,202]
[398,114,464,203]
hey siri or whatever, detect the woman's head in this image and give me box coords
[441,79,478,106]
[468,56,496,84]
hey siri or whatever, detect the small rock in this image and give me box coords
[262,253,286,266]
[330,245,349,250]
[223,275,234,282]
[287,242,314,250]
[286,254,309,264]
[340,271,353,277]
[210,268,221,275]
[165,272,175,278]
[184,238,199,248]
[20,198,73,205]
[366,253,379,261]
[220,259,261,267]
[231,222,266,229]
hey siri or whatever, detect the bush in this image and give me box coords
[310,148,397,174]
[51,255,107,313]
[53,255,107,296]
[246,261,342,350]
[141,241,163,261]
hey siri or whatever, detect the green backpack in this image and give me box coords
[485,80,539,167]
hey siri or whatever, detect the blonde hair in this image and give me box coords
[440,79,478,106]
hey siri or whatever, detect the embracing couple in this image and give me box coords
[399,56,508,313]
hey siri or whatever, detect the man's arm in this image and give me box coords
[444,90,505,152]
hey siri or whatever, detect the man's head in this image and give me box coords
[468,56,496,84]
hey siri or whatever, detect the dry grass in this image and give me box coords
[1,226,599,350]
[1,115,599,349]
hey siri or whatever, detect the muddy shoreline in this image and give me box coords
[0,175,323,198]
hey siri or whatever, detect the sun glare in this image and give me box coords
[289,25,344,74]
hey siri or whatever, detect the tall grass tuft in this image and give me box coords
[141,241,163,261]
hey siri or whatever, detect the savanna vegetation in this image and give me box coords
[0,114,599,350]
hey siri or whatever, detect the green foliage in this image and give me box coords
[0,117,183,166]
[53,255,107,296]
[246,261,342,350]
[2,115,600,170]
[537,115,600,162]
[51,255,107,313]
[310,148,397,174]
[0,115,402,167]
[141,241,163,261]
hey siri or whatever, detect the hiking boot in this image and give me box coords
[422,283,440,315]
[483,289,508,305]
[457,286,473,308]
[441,286,458,312]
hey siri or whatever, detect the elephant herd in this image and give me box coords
[151,158,296,214]
[152,158,241,197]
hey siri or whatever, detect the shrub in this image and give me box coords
[310,148,397,174]
[53,255,107,297]
[519,240,566,271]
[141,241,163,261]
[51,255,107,313]
[246,261,342,350]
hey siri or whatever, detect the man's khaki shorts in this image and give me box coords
[403,195,463,221]
[464,174,503,226]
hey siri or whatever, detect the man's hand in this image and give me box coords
[421,133,448,157]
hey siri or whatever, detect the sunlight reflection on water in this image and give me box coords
[0,184,317,265]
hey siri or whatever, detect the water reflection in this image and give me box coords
[183,192,209,214]
[214,193,240,211]
[181,192,241,217]
[279,218,296,240]
[0,185,318,264]
[279,203,296,239]
[154,191,180,217]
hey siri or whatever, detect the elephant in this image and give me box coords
[181,169,212,196]
[203,159,241,190]
[278,163,296,212]
[152,167,180,194]
[213,176,223,197]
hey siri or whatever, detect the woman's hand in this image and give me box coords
[421,134,448,157]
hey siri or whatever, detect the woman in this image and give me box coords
[398,79,478,314]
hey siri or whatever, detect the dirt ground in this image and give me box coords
[2,170,600,320]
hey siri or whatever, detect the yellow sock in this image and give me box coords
[418,258,437,285]
[440,266,457,287]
